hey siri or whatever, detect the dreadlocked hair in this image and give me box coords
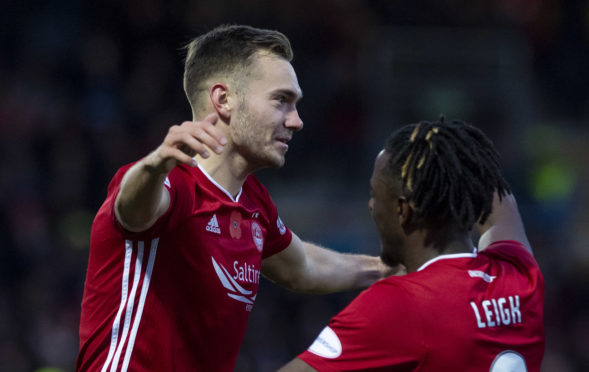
[384,117,510,231]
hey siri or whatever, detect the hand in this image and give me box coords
[379,259,407,278]
[144,113,227,174]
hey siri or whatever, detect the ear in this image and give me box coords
[210,83,232,121]
[397,197,413,227]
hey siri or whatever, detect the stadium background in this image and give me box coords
[1,0,588,370]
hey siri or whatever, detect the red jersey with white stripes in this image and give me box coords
[76,163,292,372]
[299,241,545,371]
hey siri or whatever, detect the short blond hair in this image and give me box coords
[183,24,293,111]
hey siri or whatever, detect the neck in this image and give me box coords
[403,228,473,273]
[196,148,254,199]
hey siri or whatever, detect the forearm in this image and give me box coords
[475,192,532,253]
[114,114,226,232]
[115,153,171,232]
[475,192,508,239]
[263,234,402,294]
[300,242,389,293]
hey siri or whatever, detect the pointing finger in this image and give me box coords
[197,113,227,146]
[202,113,218,125]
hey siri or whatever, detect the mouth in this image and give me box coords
[275,136,291,151]
[275,136,291,144]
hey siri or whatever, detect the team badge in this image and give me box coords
[230,211,242,239]
[251,221,264,252]
[276,217,286,235]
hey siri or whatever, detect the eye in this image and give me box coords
[275,95,287,104]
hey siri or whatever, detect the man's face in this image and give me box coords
[369,150,404,266]
[230,54,303,169]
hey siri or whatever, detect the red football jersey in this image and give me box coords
[76,163,292,372]
[299,241,545,371]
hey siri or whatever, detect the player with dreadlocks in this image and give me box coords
[280,118,545,371]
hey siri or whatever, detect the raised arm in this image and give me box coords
[261,233,404,293]
[475,192,532,255]
[115,114,226,232]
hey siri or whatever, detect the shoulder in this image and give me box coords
[320,279,426,364]
[107,162,195,196]
[341,278,417,320]
[481,240,530,254]
[243,174,270,198]
[480,240,539,269]
[334,280,422,337]
[168,163,198,187]
[242,175,278,213]
[106,162,136,193]
[164,164,208,204]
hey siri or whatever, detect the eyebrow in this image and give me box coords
[273,88,303,103]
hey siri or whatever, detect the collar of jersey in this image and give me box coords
[196,163,243,203]
[416,249,477,272]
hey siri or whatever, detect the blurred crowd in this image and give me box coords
[1,0,588,371]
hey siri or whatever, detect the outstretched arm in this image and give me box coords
[115,114,226,232]
[261,233,404,293]
[475,192,532,255]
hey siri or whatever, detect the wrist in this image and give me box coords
[142,150,176,177]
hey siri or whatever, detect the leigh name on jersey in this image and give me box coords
[470,295,522,329]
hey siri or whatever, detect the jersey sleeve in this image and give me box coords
[104,163,191,240]
[298,281,425,371]
[261,199,292,259]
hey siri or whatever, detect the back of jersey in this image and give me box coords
[415,240,544,372]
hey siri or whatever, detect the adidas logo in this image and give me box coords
[206,214,221,234]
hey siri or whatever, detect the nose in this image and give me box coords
[368,198,374,213]
[285,109,303,131]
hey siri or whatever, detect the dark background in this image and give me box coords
[1,0,588,371]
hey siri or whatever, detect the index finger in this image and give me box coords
[201,112,219,125]
[194,113,227,147]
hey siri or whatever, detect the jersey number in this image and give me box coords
[490,351,527,371]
